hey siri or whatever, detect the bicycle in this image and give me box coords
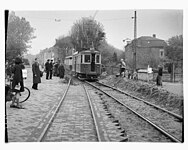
[5,77,30,103]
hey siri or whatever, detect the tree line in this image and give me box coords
[6,11,36,62]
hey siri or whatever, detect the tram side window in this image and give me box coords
[85,55,91,63]
[96,55,100,63]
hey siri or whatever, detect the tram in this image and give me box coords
[64,55,73,71]
[65,49,101,80]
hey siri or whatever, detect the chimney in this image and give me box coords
[153,34,156,38]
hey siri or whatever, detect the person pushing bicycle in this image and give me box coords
[10,57,25,109]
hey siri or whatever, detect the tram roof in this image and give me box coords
[79,50,100,54]
[65,55,73,59]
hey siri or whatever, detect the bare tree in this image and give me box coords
[69,17,105,52]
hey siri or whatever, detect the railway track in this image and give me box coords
[37,78,72,142]
[98,81,183,120]
[32,78,128,142]
[85,81,183,143]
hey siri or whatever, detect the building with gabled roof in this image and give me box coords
[124,34,167,70]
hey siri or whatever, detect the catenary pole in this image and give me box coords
[134,11,137,71]
[132,11,137,71]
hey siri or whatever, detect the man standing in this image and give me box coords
[32,58,41,90]
[49,59,53,79]
[156,65,163,86]
[45,59,50,80]
[120,59,126,77]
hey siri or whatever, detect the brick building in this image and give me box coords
[124,34,167,70]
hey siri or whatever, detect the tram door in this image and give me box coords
[91,53,95,72]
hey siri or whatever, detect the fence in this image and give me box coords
[153,72,183,83]
[103,65,183,83]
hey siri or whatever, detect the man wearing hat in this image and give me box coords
[49,59,53,79]
[32,58,41,90]
[45,59,50,80]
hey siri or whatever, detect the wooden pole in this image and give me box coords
[172,63,175,82]
[133,11,137,71]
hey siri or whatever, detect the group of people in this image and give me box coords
[5,57,66,109]
[44,59,53,80]
[44,59,65,80]
[32,58,65,90]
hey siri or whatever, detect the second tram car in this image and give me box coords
[64,55,73,71]
[65,49,101,80]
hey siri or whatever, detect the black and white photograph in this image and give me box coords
[1,0,187,149]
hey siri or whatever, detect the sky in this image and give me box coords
[14,9,183,55]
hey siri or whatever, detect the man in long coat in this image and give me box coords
[49,59,53,79]
[32,58,41,90]
[45,59,50,79]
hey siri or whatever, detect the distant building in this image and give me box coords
[36,48,54,65]
[124,34,167,69]
[36,46,75,65]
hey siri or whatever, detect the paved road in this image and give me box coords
[6,67,67,142]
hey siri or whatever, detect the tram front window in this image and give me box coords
[85,55,90,63]
[96,55,100,63]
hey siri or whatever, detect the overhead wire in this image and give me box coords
[19,15,132,22]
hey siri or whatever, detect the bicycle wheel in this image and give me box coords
[19,87,30,103]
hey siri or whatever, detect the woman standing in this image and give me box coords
[58,63,65,79]
[10,57,24,108]
[32,58,41,90]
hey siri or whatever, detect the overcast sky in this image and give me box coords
[14,10,183,55]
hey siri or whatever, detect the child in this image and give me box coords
[10,57,24,109]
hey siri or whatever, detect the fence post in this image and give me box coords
[172,63,175,82]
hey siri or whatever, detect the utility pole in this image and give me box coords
[132,11,137,71]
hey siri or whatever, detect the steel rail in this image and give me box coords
[86,81,182,143]
[97,81,183,121]
[83,85,102,141]
[37,78,72,142]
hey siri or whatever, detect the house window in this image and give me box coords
[159,49,164,58]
